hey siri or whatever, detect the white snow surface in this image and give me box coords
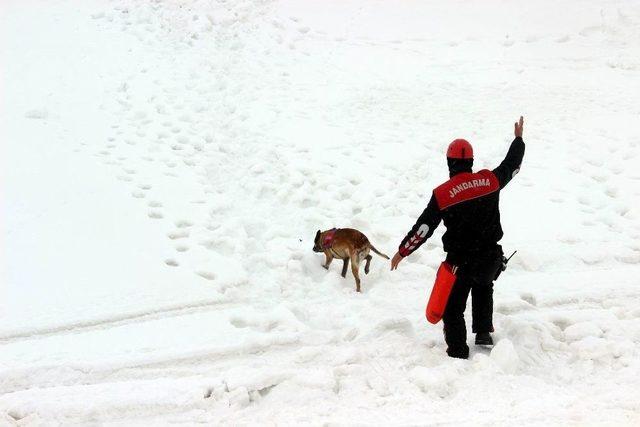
[2,0,640,424]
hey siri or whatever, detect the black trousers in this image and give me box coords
[442,246,503,352]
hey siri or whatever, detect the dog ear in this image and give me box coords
[315,230,321,242]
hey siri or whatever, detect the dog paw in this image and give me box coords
[322,264,329,270]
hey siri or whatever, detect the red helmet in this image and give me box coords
[446,139,473,159]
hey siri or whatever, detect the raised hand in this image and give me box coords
[514,116,524,138]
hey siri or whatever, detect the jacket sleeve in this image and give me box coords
[398,193,442,257]
[492,136,525,189]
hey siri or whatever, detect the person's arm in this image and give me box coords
[391,193,442,270]
[493,116,526,189]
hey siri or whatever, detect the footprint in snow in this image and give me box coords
[25,109,49,119]
[165,258,179,267]
[196,271,216,281]
[168,229,189,240]
[229,316,247,328]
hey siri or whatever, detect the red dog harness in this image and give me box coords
[321,228,337,249]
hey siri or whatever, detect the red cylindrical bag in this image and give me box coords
[426,262,458,324]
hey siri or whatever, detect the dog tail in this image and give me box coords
[370,244,390,259]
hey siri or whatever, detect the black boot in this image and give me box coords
[475,332,493,346]
[446,345,469,359]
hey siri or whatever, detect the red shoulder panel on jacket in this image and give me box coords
[433,170,499,210]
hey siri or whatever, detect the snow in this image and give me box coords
[1,0,640,424]
[489,339,520,374]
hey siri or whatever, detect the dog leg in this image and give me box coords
[364,255,372,274]
[341,258,349,278]
[323,252,333,270]
[350,255,361,292]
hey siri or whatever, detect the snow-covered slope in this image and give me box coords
[2,0,640,424]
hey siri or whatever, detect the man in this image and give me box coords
[390,117,525,359]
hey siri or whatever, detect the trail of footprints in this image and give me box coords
[96,103,207,271]
[91,0,360,280]
[164,220,194,268]
[569,132,639,265]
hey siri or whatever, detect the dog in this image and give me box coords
[313,228,390,292]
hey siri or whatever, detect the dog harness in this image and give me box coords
[321,228,337,250]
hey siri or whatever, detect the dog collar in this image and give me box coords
[321,228,337,249]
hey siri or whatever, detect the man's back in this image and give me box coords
[433,169,502,257]
[395,134,525,260]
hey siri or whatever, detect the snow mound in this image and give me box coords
[490,339,520,374]
[563,321,603,342]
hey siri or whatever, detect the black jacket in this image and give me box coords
[398,137,525,262]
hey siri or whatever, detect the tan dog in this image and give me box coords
[313,228,390,292]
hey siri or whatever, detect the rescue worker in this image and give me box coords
[390,117,525,359]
